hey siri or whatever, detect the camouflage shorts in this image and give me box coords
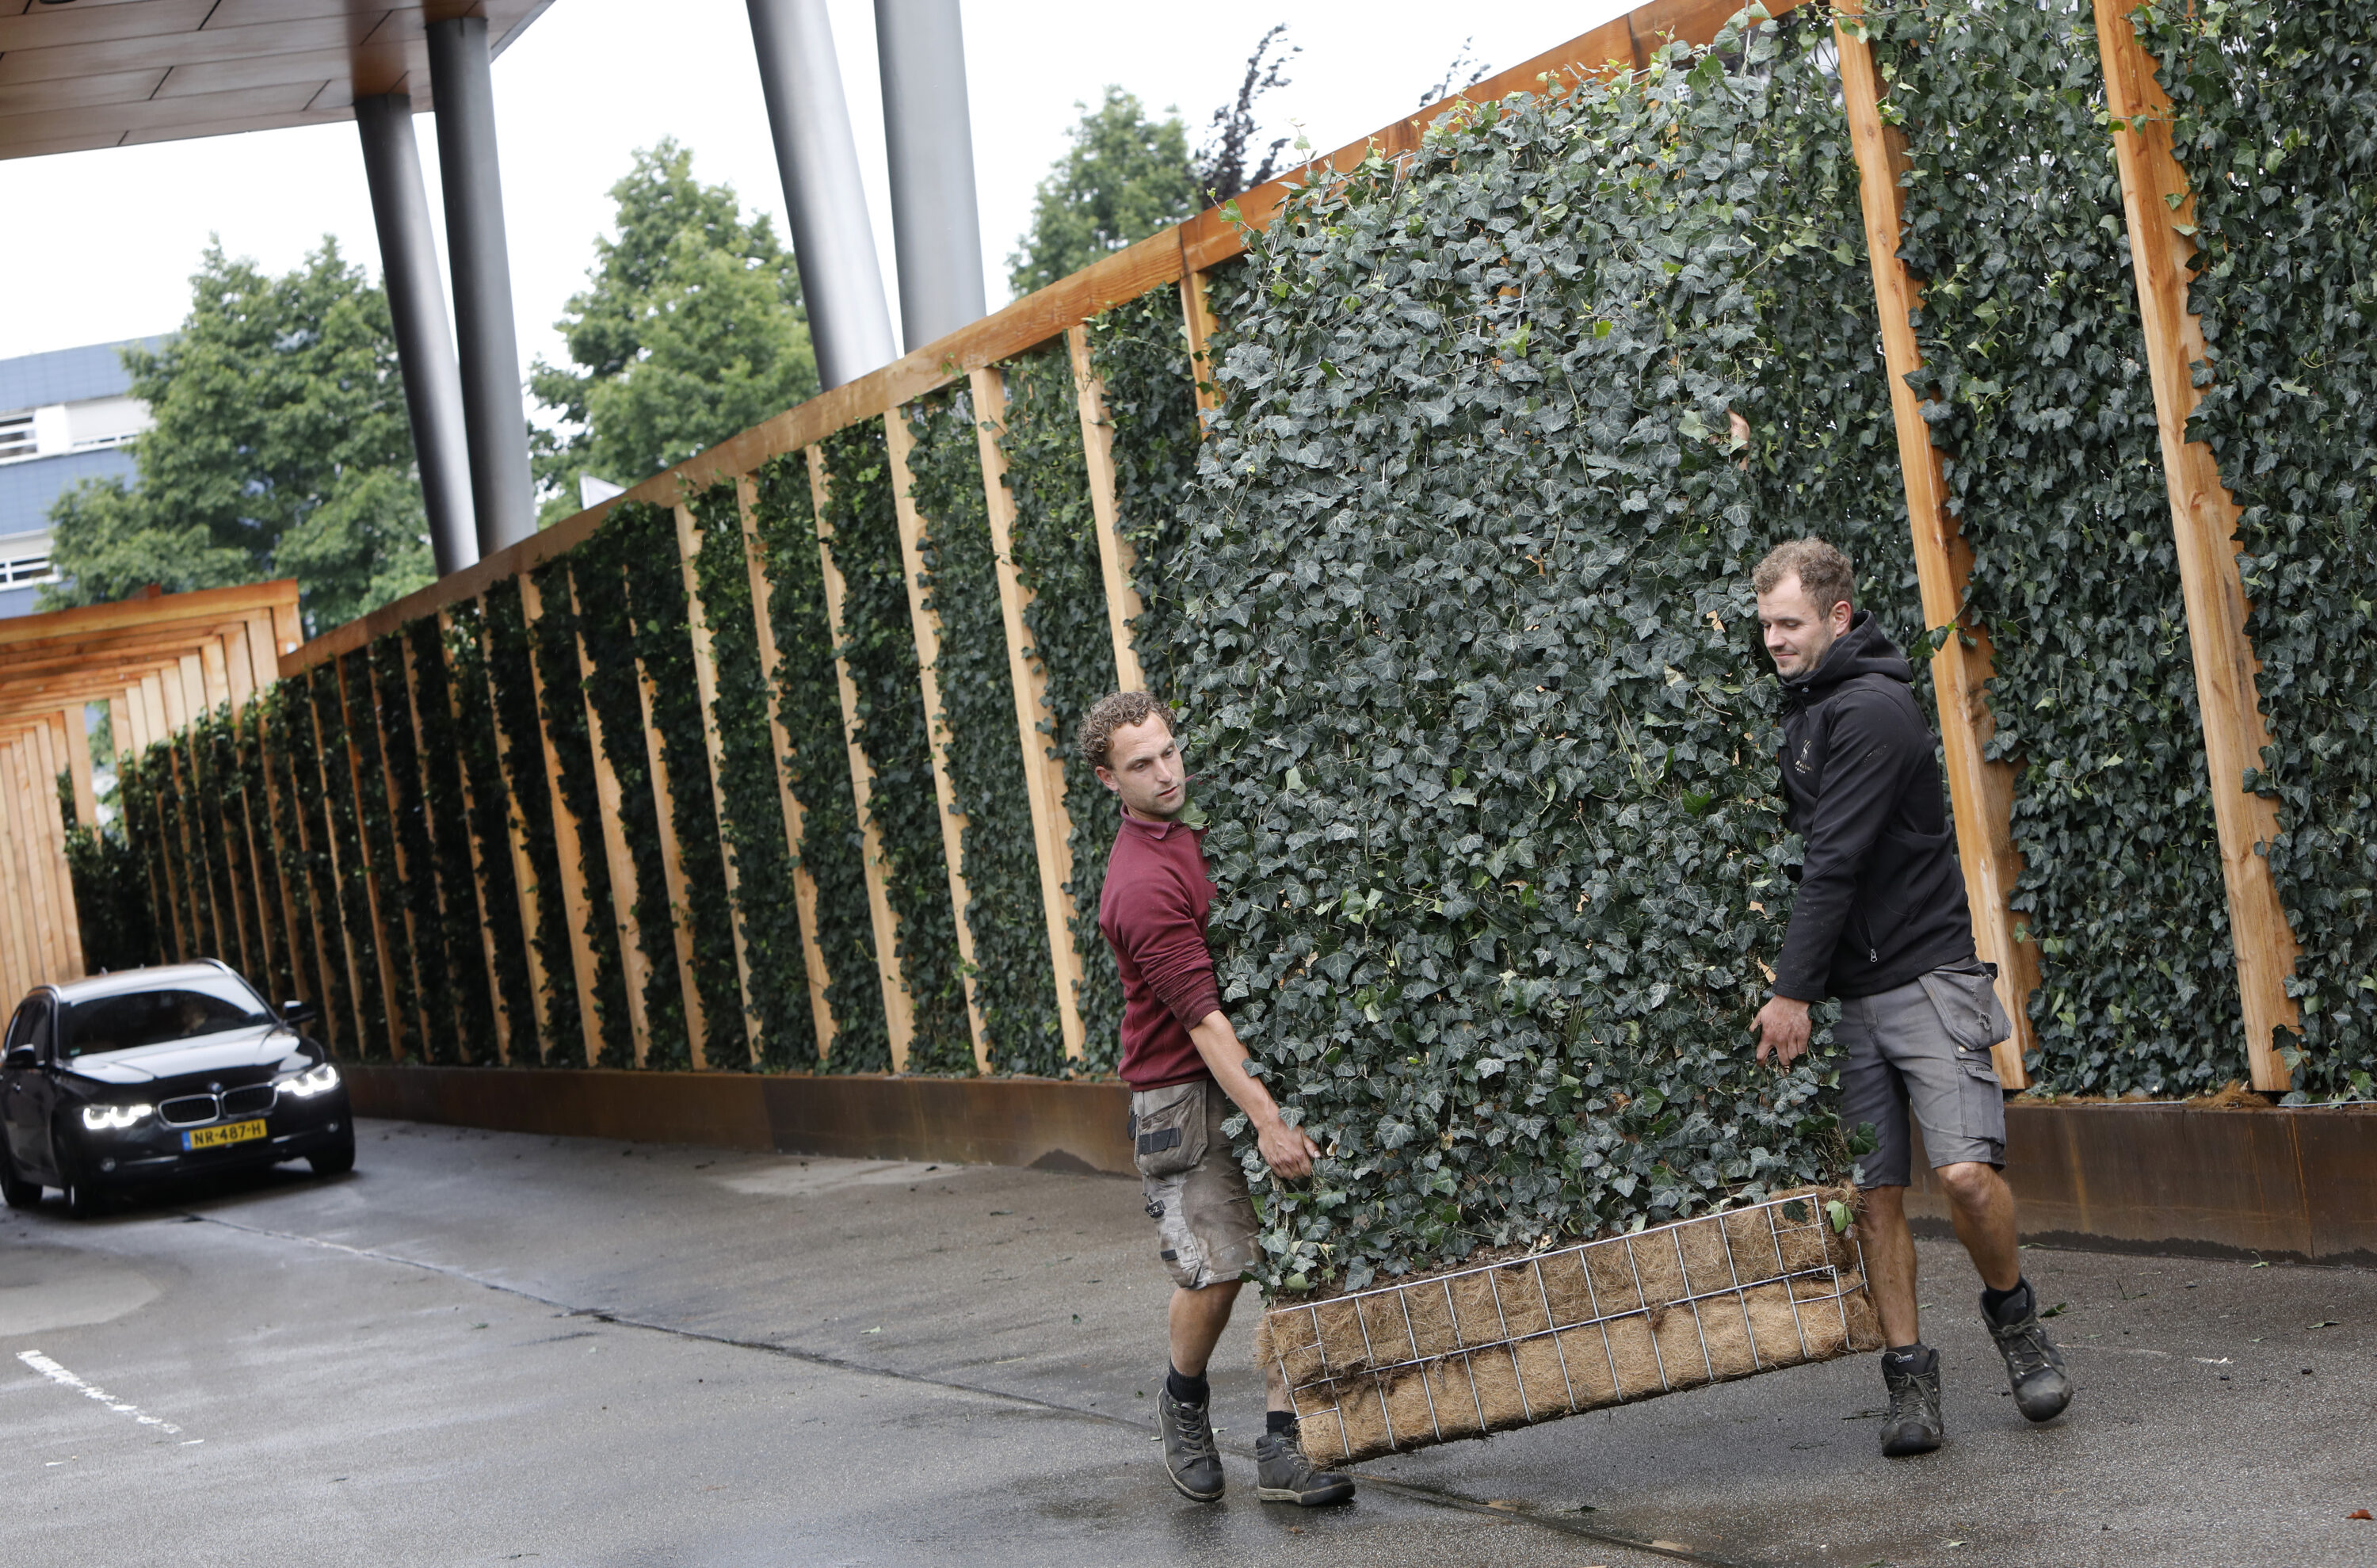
[1129,1078,1259,1290]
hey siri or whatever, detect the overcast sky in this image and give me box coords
[0,1,1628,395]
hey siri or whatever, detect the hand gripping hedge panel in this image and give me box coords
[1260,1188,1880,1464]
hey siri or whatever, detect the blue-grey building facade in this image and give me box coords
[0,337,165,618]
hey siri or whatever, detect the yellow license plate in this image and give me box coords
[182,1119,266,1151]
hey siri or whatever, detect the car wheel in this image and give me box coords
[0,1128,39,1210]
[309,1125,356,1178]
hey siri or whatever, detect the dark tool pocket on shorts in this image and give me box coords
[1919,962,2013,1055]
[1131,1082,1208,1179]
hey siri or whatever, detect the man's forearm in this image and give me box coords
[1188,1010,1287,1131]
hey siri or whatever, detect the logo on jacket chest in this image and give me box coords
[1794,736,1814,775]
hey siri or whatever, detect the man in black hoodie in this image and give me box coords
[1748,538,2072,1458]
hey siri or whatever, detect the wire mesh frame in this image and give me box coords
[1272,1192,1861,1455]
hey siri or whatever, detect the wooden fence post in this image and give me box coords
[61,704,96,830]
[672,500,761,1066]
[0,742,30,996]
[967,366,1089,1060]
[331,654,407,1062]
[6,738,65,982]
[1836,2,2036,1088]
[735,475,837,1058]
[883,409,989,1070]
[1067,325,1149,695]
[2094,0,2300,1091]
[1179,269,1222,424]
[0,742,49,985]
[438,609,514,1064]
[366,646,439,1057]
[517,572,609,1068]
[807,444,919,1066]
[565,577,655,1066]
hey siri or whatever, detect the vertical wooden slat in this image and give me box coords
[2094,0,2300,1091]
[223,628,257,711]
[630,628,712,1070]
[366,644,439,1058]
[62,704,97,830]
[105,696,129,766]
[1,742,48,985]
[672,500,761,1066]
[38,720,87,978]
[439,609,515,1065]
[0,744,31,996]
[735,475,837,1058]
[198,638,231,715]
[10,738,68,982]
[967,367,1089,1059]
[516,572,609,1068]
[566,577,654,1066]
[1179,268,1222,424]
[166,741,223,961]
[332,654,407,1062]
[1067,324,1149,694]
[883,410,989,1070]
[807,444,918,1066]
[302,687,375,1055]
[1835,4,2035,1089]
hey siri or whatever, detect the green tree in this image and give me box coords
[531,139,817,520]
[1007,89,1202,297]
[44,239,432,631]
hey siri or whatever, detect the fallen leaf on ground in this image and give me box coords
[2348,1510,2371,1520]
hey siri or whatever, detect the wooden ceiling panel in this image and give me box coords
[0,0,544,160]
[0,63,164,115]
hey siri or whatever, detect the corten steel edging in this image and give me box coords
[1905,1101,2377,1265]
[341,1064,1133,1176]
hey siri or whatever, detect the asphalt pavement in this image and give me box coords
[2,1118,2371,1566]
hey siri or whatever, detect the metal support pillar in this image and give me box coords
[746,0,899,387]
[426,14,538,555]
[354,93,479,577]
[875,0,986,351]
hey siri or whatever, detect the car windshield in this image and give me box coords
[61,977,273,1059]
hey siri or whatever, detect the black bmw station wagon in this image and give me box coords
[1,960,353,1215]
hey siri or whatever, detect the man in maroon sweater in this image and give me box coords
[1078,691,1355,1509]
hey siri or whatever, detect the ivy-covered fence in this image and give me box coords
[98,1,2377,1296]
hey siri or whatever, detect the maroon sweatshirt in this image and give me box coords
[1098,813,1222,1089]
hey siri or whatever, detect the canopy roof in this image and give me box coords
[0,0,549,162]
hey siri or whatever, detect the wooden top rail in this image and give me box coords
[281,0,1800,675]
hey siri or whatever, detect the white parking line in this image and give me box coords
[17,1350,185,1437]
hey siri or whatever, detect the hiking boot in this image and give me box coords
[1157,1388,1224,1502]
[1986,1281,2074,1423]
[1879,1345,1944,1457]
[1255,1425,1356,1506]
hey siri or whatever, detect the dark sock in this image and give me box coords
[1166,1365,1209,1406]
[1883,1342,1934,1371]
[1982,1278,2031,1322]
[1266,1410,1297,1438]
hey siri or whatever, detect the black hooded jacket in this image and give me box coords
[1771,611,1974,1001]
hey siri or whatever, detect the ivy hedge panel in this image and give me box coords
[1171,19,1871,1291]
[2143,0,2377,1099]
[568,517,693,1069]
[750,452,883,1067]
[481,577,579,1064]
[689,481,818,1070]
[1873,0,2242,1094]
[526,566,636,1066]
[1087,288,1204,705]
[819,424,971,1074]
[441,601,536,1063]
[996,345,1125,1073]
[612,500,747,1069]
[403,615,502,1062]
[904,389,1065,1074]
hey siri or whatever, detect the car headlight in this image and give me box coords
[81,1103,152,1131]
[280,1063,341,1098]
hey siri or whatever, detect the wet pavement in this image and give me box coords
[2,1117,2372,1566]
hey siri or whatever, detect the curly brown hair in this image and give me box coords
[1752,537,1856,616]
[1076,691,1170,772]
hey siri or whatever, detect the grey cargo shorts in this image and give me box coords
[1836,959,2013,1188]
[1129,1078,1259,1290]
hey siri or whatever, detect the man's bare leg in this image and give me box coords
[1168,1280,1238,1377]
[1860,1184,1921,1346]
[1935,1160,2020,1291]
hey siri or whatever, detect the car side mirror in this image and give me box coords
[280,1000,319,1028]
[2,1045,35,1071]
